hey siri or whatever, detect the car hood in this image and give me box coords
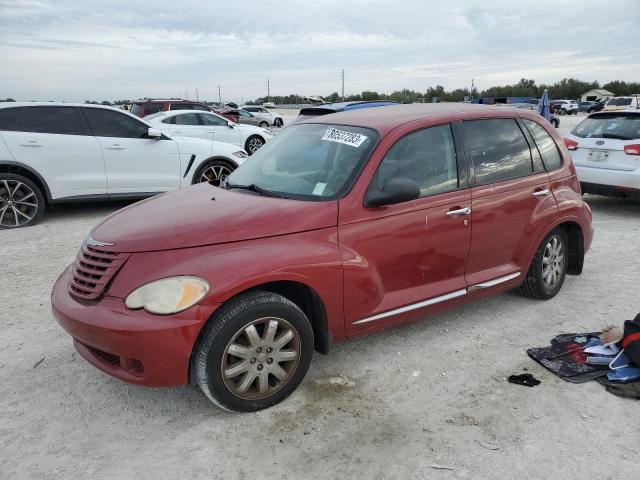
[90,183,338,253]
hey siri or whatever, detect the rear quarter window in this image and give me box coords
[523,119,563,171]
[0,107,20,130]
[463,118,533,185]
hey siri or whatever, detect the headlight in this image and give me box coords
[232,150,248,158]
[125,276,210,315]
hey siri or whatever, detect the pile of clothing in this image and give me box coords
[528,313,640,398]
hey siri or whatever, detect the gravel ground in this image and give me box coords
[2,112,640,480]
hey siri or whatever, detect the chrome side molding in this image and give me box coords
[352,271,521,325]
[467,271,521,291]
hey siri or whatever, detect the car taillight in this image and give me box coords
[624,144,640,155]
[564,138,578,150]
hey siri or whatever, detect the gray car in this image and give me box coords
[240,106,284,127]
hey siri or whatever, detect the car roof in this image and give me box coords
[134,99,205,103]
[0,102,124,110]
[296,103,536,136]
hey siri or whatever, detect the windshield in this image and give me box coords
[571,113,640,140]
[227,123,378,200]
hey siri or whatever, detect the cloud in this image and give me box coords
[0,0,638,102]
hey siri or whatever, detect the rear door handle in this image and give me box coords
[106,144,126,150]
[446,207,471,216]
[19,141,42,147]
[173,130,183,134]
[532,189,551,197]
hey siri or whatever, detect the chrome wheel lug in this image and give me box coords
[257,364,264,371]
[266,347,272,353]
[267,358,273,365]
[250,357,256,364]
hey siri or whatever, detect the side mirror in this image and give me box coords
[147,127,162,139]
[227,121,235,128]
[365,177,420,208]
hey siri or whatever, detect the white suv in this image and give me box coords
[552,100,578,115]
[0,103,247,228]
[565,110,640,200]
[240,106,284,127]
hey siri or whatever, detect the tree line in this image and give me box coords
[247,78,640,105]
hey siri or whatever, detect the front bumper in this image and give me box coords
[51,266,220,386]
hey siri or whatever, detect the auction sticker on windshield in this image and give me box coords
[321,127,368,147]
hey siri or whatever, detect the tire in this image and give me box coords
[518,227,569,300]
[551,119,559,128]
[0,173,45,229]
[193,159,235,187]
[559,108,567,115]
[245,135,265,155]
[258,121,270,129]
[274,118,283,128]
[193,291,314,412]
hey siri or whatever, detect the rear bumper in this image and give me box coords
[51,266,220,386]
[576,164,640,196]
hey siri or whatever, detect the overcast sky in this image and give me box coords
[1,0,639,103]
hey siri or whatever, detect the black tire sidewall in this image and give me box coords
[197,294,314,412]
[0,173,45,228]
[244,135,264,155]
[258,121,269,128]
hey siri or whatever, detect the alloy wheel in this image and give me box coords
[200,164,232,186]
[542,234,565,289]
[0,180,39,227]
[247,137,264,154]
[221,317,301,400]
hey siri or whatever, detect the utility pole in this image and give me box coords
[341,69,345,101]
[218,85,222,105]
[185,90,188,100]
[267,79,270,103]
[195,88,199,101]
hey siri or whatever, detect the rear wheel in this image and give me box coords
[519,228,568,300]
[245,135,265,155]
[274,118,283,128]
[0,173,45,229]
[194,160,235,187]
[559,108,567,115]
[193,291,314,412]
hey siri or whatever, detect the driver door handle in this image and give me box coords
[106,144,126,150]
[19,141,42,147]
[446,207,471,216]
[532,188,551,197]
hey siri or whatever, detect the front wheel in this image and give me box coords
[193,291,314,412]
[518,228,568,300]
[258,121,270,129]
[194,160,235,186]
[559,108,567,115]
[0,173,45,229]
[245,135,265,155]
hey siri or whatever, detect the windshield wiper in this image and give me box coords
[225,181,288,199]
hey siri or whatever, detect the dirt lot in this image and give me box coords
[2,113,640,480]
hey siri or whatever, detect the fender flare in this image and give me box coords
[0,160,53,202]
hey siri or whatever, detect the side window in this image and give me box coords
[192,104,209,111]
[371,124,459,198]
[14,107,87,135]
[83,108,150,138]
[240,110,253,117]
[170,103,195,111]
[173,113,200,126]
[199,113,228,126]
[523,119,563,171]
[0,107,20,131]
[144,103,164,115]
[464,119,533,185]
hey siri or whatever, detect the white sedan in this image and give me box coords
[146,110,274,155]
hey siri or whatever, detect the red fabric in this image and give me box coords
[622,333,640,349]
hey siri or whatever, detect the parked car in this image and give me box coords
[51,103,592,411]
[145,110,273,155]
[587,100,607,114]
[578,101,596,113]
[234,109,269,127]
[564,110,640,200]
[240,106,284,127]
[295,100,398,123]
[602,96,640,112]
[216,108,240,124]
[504,103,560,128]
[0,103,248,228]
[130,99,215,118]
[550,100,578,115]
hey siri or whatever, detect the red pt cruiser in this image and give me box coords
[52,104,593,411]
